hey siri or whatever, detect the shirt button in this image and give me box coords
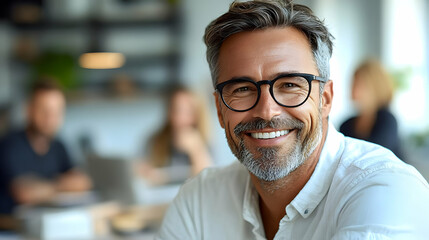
[304,209,309,214]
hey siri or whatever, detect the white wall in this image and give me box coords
[61,95,166,162]
[382,0,428,134]
[180,0,231,89]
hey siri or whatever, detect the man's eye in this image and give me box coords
[233,87,250,93]
[282,82,297,88]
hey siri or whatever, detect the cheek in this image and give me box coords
[223,111,236,136]
[222,110,246,140]
[352,87,365,103]
[53,112,64,125]
[32,110,45,124]
[292,100,321,141]
[173,113,193,125]
[351,88,358,101]
[352,81,371,104]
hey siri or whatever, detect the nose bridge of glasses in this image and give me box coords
[255,80,272,88]
[252,80,283,119]
[255,79,275,100]
[255,80,273,94]
[255,80,278,107]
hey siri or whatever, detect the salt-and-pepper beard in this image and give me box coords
[226,110,323,182]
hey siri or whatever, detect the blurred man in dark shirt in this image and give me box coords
[0,80,92,218]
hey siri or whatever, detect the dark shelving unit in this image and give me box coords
[10,0,183,98]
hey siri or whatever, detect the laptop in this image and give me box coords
[86,155,182,206]
[86,155,138,205]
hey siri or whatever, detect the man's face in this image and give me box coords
[27,90,65,138]
[215,27,332,181]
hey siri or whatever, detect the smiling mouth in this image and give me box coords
[248,129,292,139]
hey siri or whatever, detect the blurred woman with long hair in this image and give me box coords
[141,86,212,184]
[340,59,402,158]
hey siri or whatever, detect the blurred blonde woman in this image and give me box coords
[340,59,402,158]
[141,86,212,185]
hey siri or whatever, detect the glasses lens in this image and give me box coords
[273,76,310,107]
[221,81,258,111]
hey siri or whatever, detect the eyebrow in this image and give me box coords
[224,70,301,82]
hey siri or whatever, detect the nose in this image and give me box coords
[251,85,282,120]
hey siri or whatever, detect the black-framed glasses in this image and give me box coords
[215,73,327,112]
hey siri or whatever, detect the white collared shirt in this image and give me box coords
[156,124,429,240]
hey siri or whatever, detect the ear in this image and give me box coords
[321,80,334,119]
[213,92,225,129]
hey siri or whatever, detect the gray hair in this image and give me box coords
[204,0,334,90]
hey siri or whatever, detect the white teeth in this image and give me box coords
[250,130,290,139]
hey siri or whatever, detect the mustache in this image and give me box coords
[233,116,304,137]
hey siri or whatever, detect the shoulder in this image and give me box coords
[157,161,248,239]
[169,161,248,216]
[340,116,356,126]
[336,137,423,189]
[49,138,69,156]
[0,130,28,154]
[0,130,25,144]
[376,108,397,125]
[51,136,66,147]
[339,117,356,135]
[329,137,429,209]
[0,131,29,176]
[329,138,429,236]
[179,161,248,197]
[196,161,247,182]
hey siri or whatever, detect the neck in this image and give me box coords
[359,107,377,119]
[251,120,329,239]
[355,109,378,138]
[26,127,52,155]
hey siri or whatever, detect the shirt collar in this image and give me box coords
[289,122,344,219]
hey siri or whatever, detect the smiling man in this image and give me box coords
[156,1,429,239]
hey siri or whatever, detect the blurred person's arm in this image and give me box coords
[138,161,169,185]
[139,162,195,186]
[11,169,92,205]
[11,176,56,205]
[56,169,92,192]
[174,128,212,175]
[54,140,93,192]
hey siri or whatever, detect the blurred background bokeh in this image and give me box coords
[0,0,428,239]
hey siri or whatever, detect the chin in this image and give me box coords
[40,129,57,138]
